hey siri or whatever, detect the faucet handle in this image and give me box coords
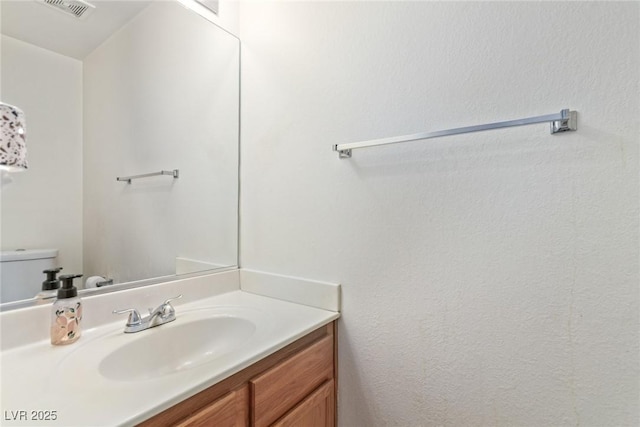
[113,308,142,326]
[163,295,183,306]
[159,295,182,317]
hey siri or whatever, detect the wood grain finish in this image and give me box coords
[251,335,334,427]
[138,323,334,427]
[332,322,338,427]
[273,380,335,427]
[176,384,249,427]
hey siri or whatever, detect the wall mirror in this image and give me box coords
[0,0,240,308]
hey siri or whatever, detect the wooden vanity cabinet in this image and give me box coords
[138,321,337,427]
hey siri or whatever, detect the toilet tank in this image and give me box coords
[0,249,58,303]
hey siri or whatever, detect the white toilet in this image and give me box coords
[0,249,58,303]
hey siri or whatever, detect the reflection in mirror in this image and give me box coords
[0,0,239,307]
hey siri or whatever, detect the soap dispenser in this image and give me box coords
[51,274,83,346]
[37,267,63,299]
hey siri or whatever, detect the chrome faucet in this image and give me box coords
[113,295,182,333]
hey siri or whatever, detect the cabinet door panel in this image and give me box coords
[273,380,335,427]
[251,335,333,427]
[176,384,249,427]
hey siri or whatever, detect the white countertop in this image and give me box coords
[0,270,340,426]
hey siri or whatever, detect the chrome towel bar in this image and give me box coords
[333,109,577,158]
[116,169,179,184]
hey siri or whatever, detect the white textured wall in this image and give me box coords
[83,1,239,284]
[0,35,83,277]
[239,2,639,426]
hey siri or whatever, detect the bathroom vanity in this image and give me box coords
[0,269,340,427]
[141,322,336,426]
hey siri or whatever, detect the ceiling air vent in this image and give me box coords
[39,0,96,19]
[194,0,219,15]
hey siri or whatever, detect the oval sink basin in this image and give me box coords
[98,316,256,381]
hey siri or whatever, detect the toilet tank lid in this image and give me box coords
[0,249,59,262]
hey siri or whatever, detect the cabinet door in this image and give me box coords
[273,380,335,427]
[176,384,249,427]
[251,335,334,426]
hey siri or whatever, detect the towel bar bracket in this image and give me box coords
[333,146,352,159]
[550,110,578,134]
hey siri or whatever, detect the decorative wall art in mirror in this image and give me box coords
[0,0,240,308]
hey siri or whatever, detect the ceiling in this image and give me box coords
[1,0,152,59]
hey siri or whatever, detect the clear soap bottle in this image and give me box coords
[51,274,83,346]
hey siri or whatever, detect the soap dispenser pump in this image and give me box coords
[51,274,83,346]
[37,267,63,299]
